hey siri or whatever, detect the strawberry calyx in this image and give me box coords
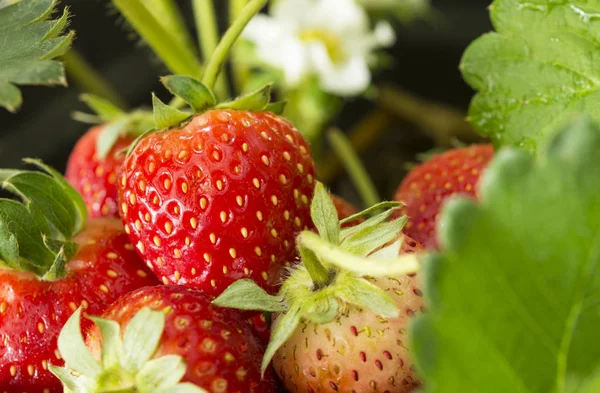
[0,158,88,280]
[73,94,155,160]
[50,307,208,393]
[213,182,421,374]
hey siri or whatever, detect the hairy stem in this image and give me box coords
[202,0,267,90]
[63,50,127,109]
[327,128,380,208]
[192,0,230,98]
[230,0,249,93]
[142,0,196,54]
[112,0,202,76]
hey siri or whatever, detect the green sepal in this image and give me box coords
[341,215,408,256]
[310,182,340,245]
[156,383,209,393]
[302,296,339,324]
[80,94,124,122]
[213,279,287,312]
[369,238,402,260]
[298,231,420,277]
[339,201,402,226]
[24,158,88,234]
[153,93,191,130]
[122,307,166,374]
[0,159,87,279]
[340,204,401,241]
[95,117,129,160]
[298,245,331,289]
[337,275,399,318]
[161,75,216,112]
[216,83,272,112]
[57,308,102,378]
[265,100,286,115]
[41,237,77,281]
[136,355,186,391]
[53,306,200,393]
[89,316,122,369]
[49,365,91,393]
[262,304,302,376]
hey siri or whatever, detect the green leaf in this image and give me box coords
[80,93,124,121]
[341,215,407,256]
[152,93,191,129]
[262,304,301,376]
[212,279,287,312]
[216,83,272,112]
[0,0,73,112]
[89,316,122,369]
[460,0,600,154]
[337,276,399,318]
[122,307,165,374]
[95,118,129,160]
[161,75,216,112]
[411,118,600,392]
[339,201,402,226]
[57,308,102,378]
[298,231,419,277]
[135,355,186,391]
[310,182,340,245]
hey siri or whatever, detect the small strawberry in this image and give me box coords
[51,285,279,393]
[66,95,154,218]
[394,144,494,248]
[214,182,423,393]
[66,125,136,218]
[118,76,315,297]
[0,160,157,393]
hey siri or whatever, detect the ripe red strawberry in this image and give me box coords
[52,285,278,393]
[0,162,157,393]
[214,182,424,393]
[119,107,315,297]
[394,144,494,248]
[246,313,271,345]
[66,125,136,218]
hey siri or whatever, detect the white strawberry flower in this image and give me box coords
[242,0,395,96]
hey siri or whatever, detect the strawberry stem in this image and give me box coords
[192,0,230,99]
[112,0,202,76]
[202,0,267,90]
[229,0,251,93]
[327,128,381,208]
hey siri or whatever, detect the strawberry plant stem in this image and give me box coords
[112,0,202,76]
[327,128,380,208]
[202,0,267,90]
[63,50,127,109]
[192,0,230,99]
[229,0,250,93]
[144,0,196,55]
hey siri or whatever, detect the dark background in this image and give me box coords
[0,0,492,203]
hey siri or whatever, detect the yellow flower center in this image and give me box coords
[299,29,346,64]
